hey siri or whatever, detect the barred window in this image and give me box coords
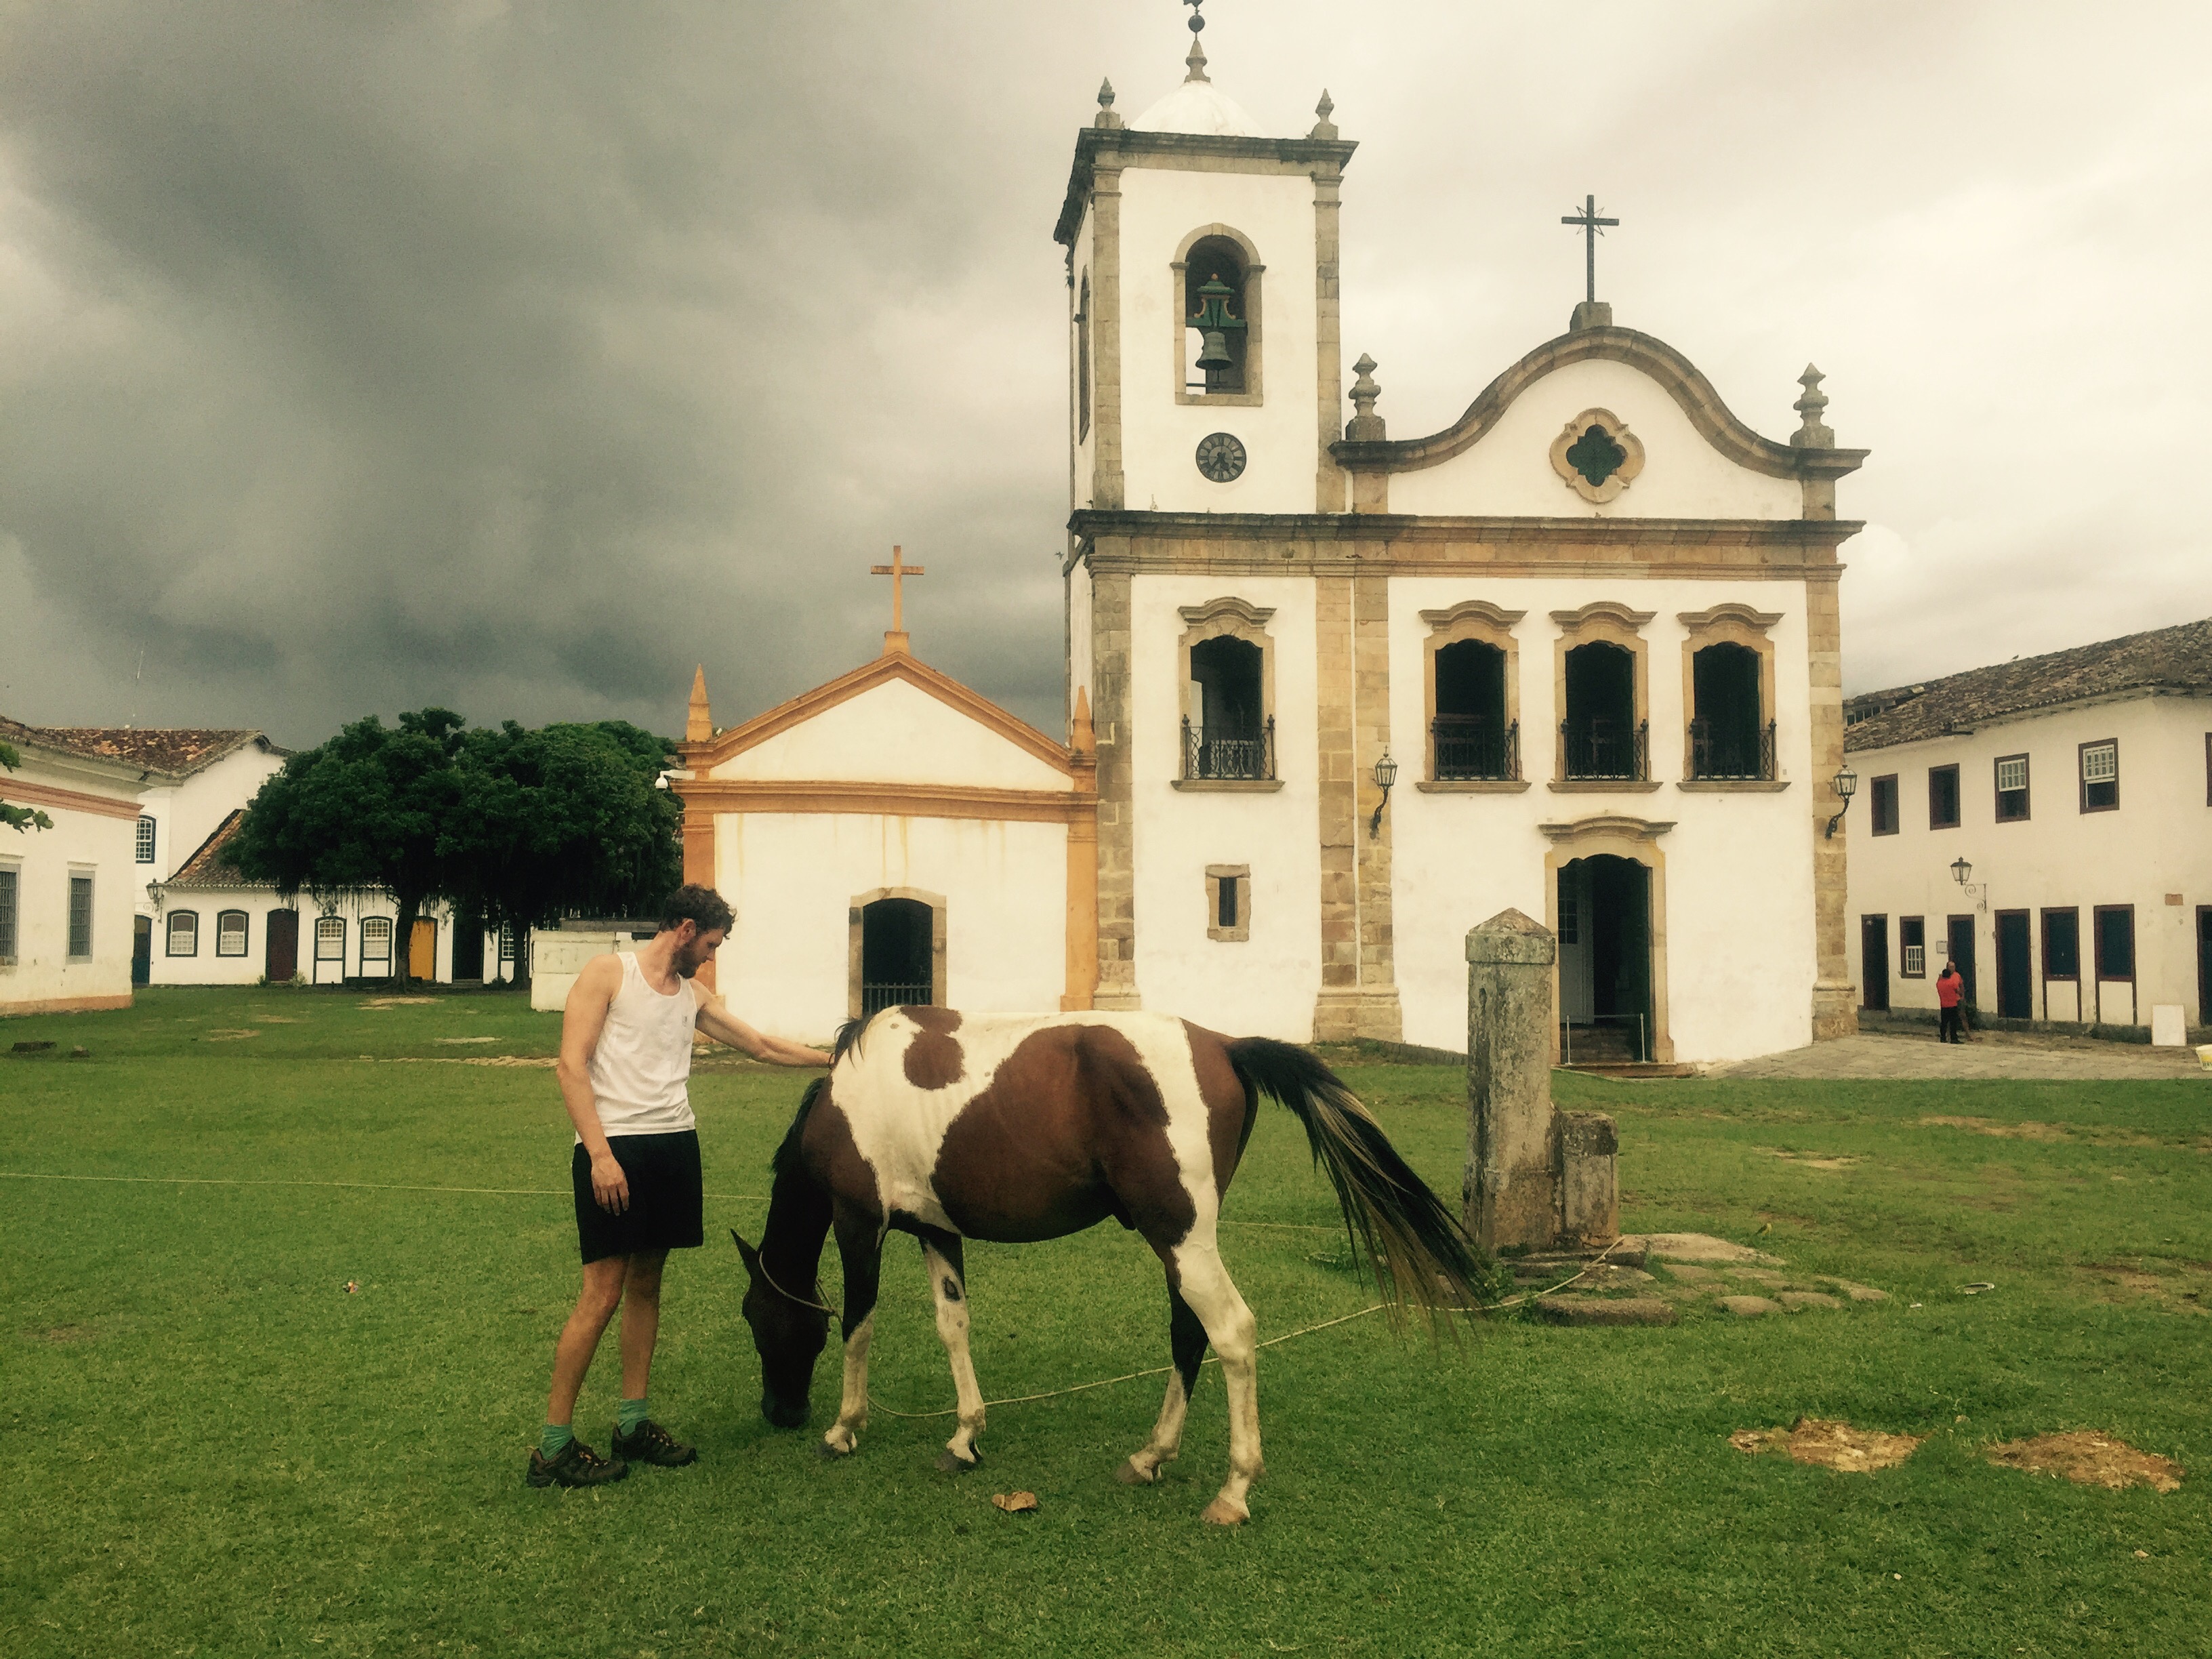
[136,817,157,863]
[1900,916,1926,978]
[216,910,249,958]
[167,911,199,956]
[0,867,17,964]
[68,875,94,960]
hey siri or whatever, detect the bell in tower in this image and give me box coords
[1189,271,1244,386]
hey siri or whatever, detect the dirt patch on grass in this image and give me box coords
[1757,1147,1862,1170]
[432,1036,501,1045]
[371,1055,556,1068]
[359,998,436,1009]
[1729,1418,1923,1473]
[205,1029,260,1042]
[23,1323,103,1345]
[1919,1114,2182,1151]
[2074,1259,2212,1314]
[1984,1431,2182,1493]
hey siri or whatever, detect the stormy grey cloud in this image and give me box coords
[4,1,2209,745]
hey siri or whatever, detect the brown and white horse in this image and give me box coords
[731,1008,1490,1525]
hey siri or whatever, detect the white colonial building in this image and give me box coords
[1844,619,2212,1038]
[1,717,145,1015]
[1053,32,1864,1061]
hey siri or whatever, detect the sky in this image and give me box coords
[3,0,2208,747]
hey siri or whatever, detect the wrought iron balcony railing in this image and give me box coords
[1560,718,1648,781]
[1431,716,1520,781]
[1688,718,1777,781]
[1182,716,1275,781]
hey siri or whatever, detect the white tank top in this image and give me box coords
[582,951,700,1140]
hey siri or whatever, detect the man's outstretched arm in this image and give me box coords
[693,990,831,1067]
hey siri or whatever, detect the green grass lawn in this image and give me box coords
[3,987,2207,1658]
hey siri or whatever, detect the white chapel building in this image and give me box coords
[681,25,1867,1064]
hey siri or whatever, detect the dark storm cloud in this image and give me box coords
[4,1,2211,745]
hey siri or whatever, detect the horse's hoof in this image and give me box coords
[816,1437,854,1461]
[1200,1496,1249,1526]
[1113,1458,1157,1486]
[935,1446,981,1474]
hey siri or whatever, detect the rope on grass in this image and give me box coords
[865,1239,1626,1419]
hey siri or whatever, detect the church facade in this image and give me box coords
[1056,37,1866,1060]
[677,31,1866,1065]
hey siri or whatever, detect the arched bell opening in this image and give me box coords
[1183,234,1250,395]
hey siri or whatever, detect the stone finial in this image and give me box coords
[1069,684,1095,756]
[1094,77,1124,129]
[685,664,713,743]
[1309,89,1338,140]
[1345,352,1386,441]
[1570,299,1614,332]
[1792,363,1835,449]
[1184,33,1209,83]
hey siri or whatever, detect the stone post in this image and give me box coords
[1465,908,1559,1252]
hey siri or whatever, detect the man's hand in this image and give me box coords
[590,1149,631,1214]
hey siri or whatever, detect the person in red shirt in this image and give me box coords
[1936,960,1967,1043]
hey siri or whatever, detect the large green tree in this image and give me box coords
[233,710,467,989]
[443,720,683,987]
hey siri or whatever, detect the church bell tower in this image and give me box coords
[1054,7,1357,516]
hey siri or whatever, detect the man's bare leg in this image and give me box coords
[547,1256,629,1427]
[617,1250,668,1399]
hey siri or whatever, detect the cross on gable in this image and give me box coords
[1560,194,1619,306]
[871,545,926,655]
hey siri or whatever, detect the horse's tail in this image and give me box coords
[1225,1038,1494,1328]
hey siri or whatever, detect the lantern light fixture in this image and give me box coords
[1368,750,1399,839]
[1823,762,1860,839]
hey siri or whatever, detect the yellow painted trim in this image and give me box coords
[677,779,1093,825]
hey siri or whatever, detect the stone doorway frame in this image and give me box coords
[848,886,948,1019]
[1538,814,1674,1063]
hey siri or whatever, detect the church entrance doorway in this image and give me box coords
[856,895,939,1015]
[1994,910,2032,1019]
[1557,854,1654,1062]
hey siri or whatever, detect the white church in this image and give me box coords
[677,19,1866,1065]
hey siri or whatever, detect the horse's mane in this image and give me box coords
[829,1014,871,1066]
[770,1076,828,1180]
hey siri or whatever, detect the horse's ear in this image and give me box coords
[730,1229,762,1275]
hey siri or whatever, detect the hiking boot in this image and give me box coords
[611,1418,698,1469]
[526,1437,629,1489]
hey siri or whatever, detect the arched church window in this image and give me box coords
[1076,269,1092,442]
[1562,643,1643,780]
[1689,642,1771,780]
[847,888,947,1018]
[1176,596,1277,785]
[1434,642,1513,781]
[1172,228,1263,405]
[1677,603,1782,785]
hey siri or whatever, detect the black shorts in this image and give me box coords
[573,1131,705,1265]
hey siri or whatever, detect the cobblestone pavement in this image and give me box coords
[1704,1030,2208,1082]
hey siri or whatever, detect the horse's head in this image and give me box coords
[731,1229,829,1429]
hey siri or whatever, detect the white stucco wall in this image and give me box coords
[0,751,140,1012]
[146,889,499,988]
[1110,165,1320,516]
[1126,572,1322,1040]
[1387,575,1816,1060]
[1385,358,1804,521]
[1845,694,2212,1027]
[709,679,1071,792]
[132,744,285,891]
[712,812,1069,1041]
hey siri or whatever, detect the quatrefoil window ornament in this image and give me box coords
[1549,407,1646,504]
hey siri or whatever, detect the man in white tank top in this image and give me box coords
[528,884,830,1489]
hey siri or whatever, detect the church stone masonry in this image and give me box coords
[1057,30,1868,1061]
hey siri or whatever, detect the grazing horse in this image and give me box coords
[730,1008,1490,1525]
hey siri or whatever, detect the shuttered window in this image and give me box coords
[0,867,17,964]
[167,912,199,956]
[68,875,94,960]
[216,911,249,957]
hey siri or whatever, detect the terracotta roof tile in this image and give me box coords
[1845,618,2212,752]
[33,728,279,775]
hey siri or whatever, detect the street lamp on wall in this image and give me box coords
[1951,854,1986,914]
[1368,750,1399,840]
[1824,762,1859,840]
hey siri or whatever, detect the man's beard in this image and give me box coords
[673,940,708,979]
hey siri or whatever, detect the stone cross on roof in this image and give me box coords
[1561,194,1619,307]
[872,544,926,656]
